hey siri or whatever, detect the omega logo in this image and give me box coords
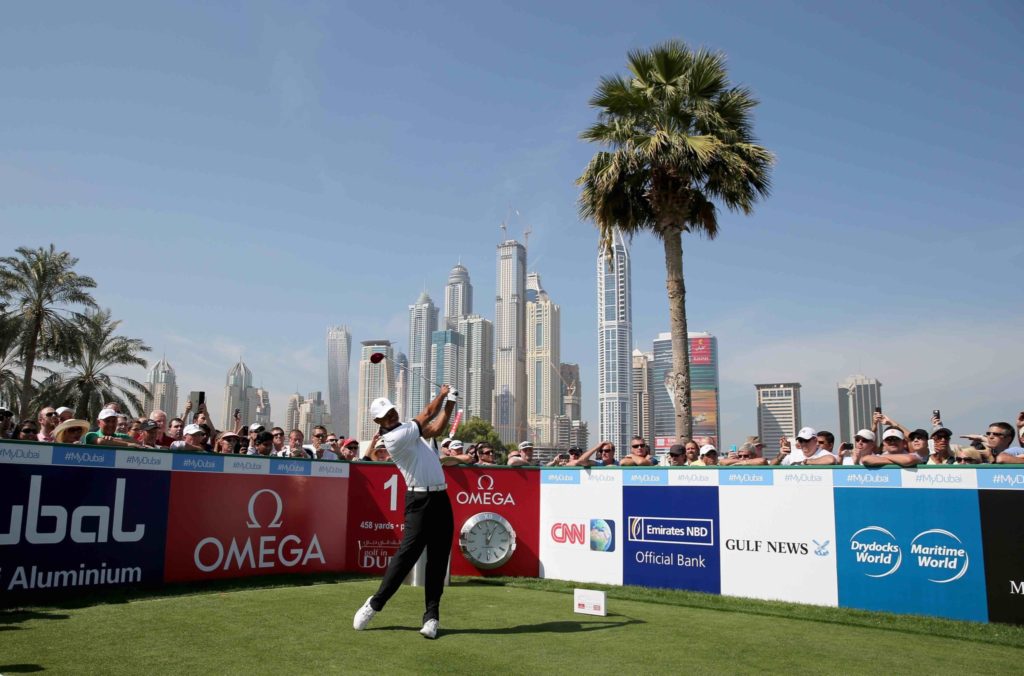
[246,489,283,529]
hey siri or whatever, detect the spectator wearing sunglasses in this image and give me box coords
[619,436,656,466]
[475,442,499,466]
[37,406,59,442]
[720,442,768,466]
[17,421,41,441]
[568,441,609,467]
[861,428,922,467]
[989,418,1024,464]
[954,448,983,464]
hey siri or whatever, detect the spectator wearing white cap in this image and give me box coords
[55,406,75,422]
[352,384,457,640]
[507,440,537,467]
[849,429,879,464]
[772,427,836,466]
[440,439,475,465]
[84,408,141,448]
[689,444,719,466]
[861,428,921,467]
[170,423,209,452]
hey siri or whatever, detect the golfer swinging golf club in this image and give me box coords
[353,384,457,639]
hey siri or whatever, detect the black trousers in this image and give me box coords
[370,489,454,622]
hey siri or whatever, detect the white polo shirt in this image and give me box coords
[382,420,445,489]
[781,448,833,466]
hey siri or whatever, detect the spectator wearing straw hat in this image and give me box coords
[52,418,90,445]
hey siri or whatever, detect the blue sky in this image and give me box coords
[2,1,1021,444]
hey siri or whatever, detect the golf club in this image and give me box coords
[369,351,445,392]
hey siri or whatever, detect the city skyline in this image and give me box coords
[597,229,633,456]
[6,4,1019,447]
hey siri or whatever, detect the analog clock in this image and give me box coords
[459,512,516,569]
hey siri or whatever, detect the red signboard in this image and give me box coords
[446,467,540,578]
[689,337,712,365]
[164,473,348,582]
[344,464,407,574]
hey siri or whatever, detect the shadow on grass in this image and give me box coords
[0,665,45,673]
[0,608,72,631]
[373,614,644,637]
[0,573,376,613]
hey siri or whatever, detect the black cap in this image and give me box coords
[669,444,685,455]
[930,427,952,437]
[140,419,159,431]
[908,428,929,440]
[568,446,583,454]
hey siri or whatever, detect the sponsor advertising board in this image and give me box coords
[164,472,348,582]
[834,488,987,621]
[539,469,622,585]
[719,470,837,606]
[344,464,406,574]
[623,482,720,594]
[447,467,539,577]
[978,489,1024,624]
[0,464,170,600]
[689,337,711,365]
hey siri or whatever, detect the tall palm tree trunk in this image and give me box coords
[18,318,41,419]
[662,229,692,440]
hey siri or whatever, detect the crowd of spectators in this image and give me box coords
[3,401,1022,468]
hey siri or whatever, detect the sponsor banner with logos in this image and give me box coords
[447,467,540,577]
[977,467,1024,490]
[539,469,622,585]
[623,485,720,594]
[900,467,976,490]
[720,473,837,606]
[0,442,53,466]
[833,468,902,488]
[344,464,407,575]
[164,472,348,582]
[978,489,1024,624]
[834,488,987,622]
[0,464,170,601]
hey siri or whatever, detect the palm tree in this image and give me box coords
[36,309,151,422]
[0,313,25,410]
[578,40,773,440]
[0,245,98,418]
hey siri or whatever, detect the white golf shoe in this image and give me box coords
[353,597,377,630]
[420,619,439,639]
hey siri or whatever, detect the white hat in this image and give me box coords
[699,444,717,456]
[855,429,876,442]
[370,397,396,420]
[183,423,205,436]
[796,426,817,440]
[882,428,905,441]
[449,440,464,451]
[518,440,534,450]
[248,423,265,433]
[56,406,74,416]
[440,437,452,447]
[97,408,118,420]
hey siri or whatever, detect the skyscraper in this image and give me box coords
[394,351,409,419]
[143,357,177,417]
[444,263,473,330]
[597,229,632,457]
[559,363,581,419]
[356,339,396,440]
[408,291,439,418]
[651,332,721,448]
[756,383,802,459]
[526,273,560,446]
[298,391,328,438]
[431,329,464,396]
[838,375,883,442]
[253,387,272,428]
[632,350,653,447]
[494,238,527,444]
[326,326,352,435]
[222,358,255,429]
[457,315,493,424]
[285,392,303,432]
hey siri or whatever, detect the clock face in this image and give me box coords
[459,512,517,570]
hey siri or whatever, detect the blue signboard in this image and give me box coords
[0,464,170,601]
[623,486,720,594]
[834,487,987,621]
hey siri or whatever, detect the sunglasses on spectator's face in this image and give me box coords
[985,431,1008,438]
[44,412,57,417]
[855,437,870,443]
[737,453,751,458]
[631,444,645,449]
[313,433,325,438]
[480,450,492,455]
[327,438,337,443]
[20,428,38,434]
[569,451,582,456]
[932,434,951,440]
[669,452,682,457]
[601,448,613,453]
[955,456,979,464]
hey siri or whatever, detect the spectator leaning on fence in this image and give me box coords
[84,408,141,448]
[52,418,89,445]
[720,442,768,466]
[771,427,837,466]
[619,436,656,466]
[170,423,208,452]
[860,428,922,467]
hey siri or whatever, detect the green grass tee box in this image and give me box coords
[2,576,1023,675]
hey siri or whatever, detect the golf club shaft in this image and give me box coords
[374,353,445,392]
